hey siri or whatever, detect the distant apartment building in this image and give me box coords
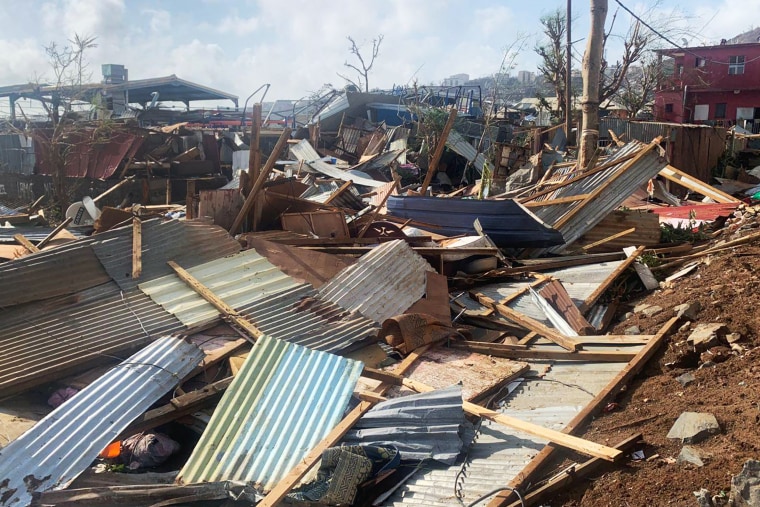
[655,30,760,131]
[517,70,535,84]
[441,73,470,87]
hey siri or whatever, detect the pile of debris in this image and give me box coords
[3,103,760,507]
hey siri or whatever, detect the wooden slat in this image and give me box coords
[659,164,739,203]
[323,180,354,205]
[447,341,637,362]
[523,194,591,207]
[168,261,262,340]
[36,217,73,250]
[13,233,39,254]
[580,245,645,313]
[131,217,142,279]
[419,108,457,195]
[581,227,636,251]
[488,316,680,506]
[482,274,549,317]
[471,292,580,351]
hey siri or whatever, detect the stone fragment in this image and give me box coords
[679,321,692,333]
[633,303,651,313]
[727,333,743,344]
[694,488,714,507]
[677,372,696,387]
[678,445,704,467]
[624,325,641,335]
[666,412,720,444]
[688,323,728,353]
[673,301,701,320]
[641,305,663,317]
[730,459,760,507]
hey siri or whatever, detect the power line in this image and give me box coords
[614,0,760,66]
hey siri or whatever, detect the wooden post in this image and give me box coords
[580,245,645,313]
[132,217,142,279]
[168,260,263,340]
[36,217,73,249]
[186,180,197,219]
[229,127,291,235]
[419,108,457,195]
[578,0,607,168]
[248,103,262,189]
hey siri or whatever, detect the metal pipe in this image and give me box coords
[240,83,271,127]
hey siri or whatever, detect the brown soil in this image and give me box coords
[551,242,760,506]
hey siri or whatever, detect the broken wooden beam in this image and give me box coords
[580,245,645,313]
[470,292,580,351]
[659,164,739,204]
[13,233,39,254]
[132,217,142,279]
[36,217,73,250]
[229,127,292,235]
[167,260,263,340]
[419,108,457,195]
[360,367,622,462]
[447,341,637,362]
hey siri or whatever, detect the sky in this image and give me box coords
[0,0,758,115]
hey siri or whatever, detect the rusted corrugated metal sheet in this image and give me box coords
[237,285,378,354]
[318,239,435,323]
[34,128,145,179]
[538,279,594,334]
[0,336,203,507]
[177,335,362,491]
[528,141,668,255]
[139,249,302,328]
[92,219,241,290]
[0,282,185,398]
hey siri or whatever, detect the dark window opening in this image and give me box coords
[665,103,674,113]
[715,103,727,118]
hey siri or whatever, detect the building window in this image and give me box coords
[729,55,745,75]
[696,57,706,67]
[665,103,674,113]
[715,103,727,118]
[676,64,684,76]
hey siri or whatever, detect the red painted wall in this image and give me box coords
[654,43,760,125]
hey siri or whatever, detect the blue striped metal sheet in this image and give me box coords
[177,335,363,491]
[0,336,204,506]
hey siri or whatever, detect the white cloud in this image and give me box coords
[217,15,260,36]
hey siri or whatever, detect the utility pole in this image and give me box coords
[565,0,572,144]
[579,0,608,168]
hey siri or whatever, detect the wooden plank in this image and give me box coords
[301,246,500,256]
[659,164,739,203]
[229,127,292,235]
[182,338,248,382]
[580,245,645,313]
[581,227,636,251]
[504,434,642,507]
[447,341,637,362]
[487,316,680,506]
[185,180,197,220]
[259,343,432,506]
[623,246,659,290]
[36,217,73,249]
[471,292,580,351]
[132,217,142,279]
[523,194,591,207]
[498,252,625,276]
[323,180,354,205]
[13,233,39,254]
[483,274,549,317]
[419,108,457,195]
[361,368,622,462]
[167,260,263,340]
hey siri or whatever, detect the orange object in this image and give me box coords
[98,440,122,459]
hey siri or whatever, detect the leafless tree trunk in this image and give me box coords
[579,0,607,168]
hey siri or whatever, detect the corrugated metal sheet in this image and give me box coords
[139,249,302,328]
[0,282,185,398]
[92,219,241,291]
[342,385,466,464]
[34,128,145,179]
[289,139,384,188]
[387,353,640,506]
[177,335,363,491]
[0,134,34,174]
[237,284,378,354]
[528,141,668,255]
[458,260,624,328]
[0,227,87,242]
[601,117,679,144]
[446,130,487,174]
[318,239,435,323]
[0,336,203,506]
[300,180,365,210]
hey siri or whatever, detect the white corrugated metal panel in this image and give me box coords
[387,356,635,506]
[290,139,384,188]
[0,336,203,506]
[318,240,435,323]
[177,335,363,491]
[139,249,303,327]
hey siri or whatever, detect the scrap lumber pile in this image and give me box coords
[5,105,760,507]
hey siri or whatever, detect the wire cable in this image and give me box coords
[465,487,525,507]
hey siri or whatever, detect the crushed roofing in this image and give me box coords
[0,336,203,507]
[177,335,363,491]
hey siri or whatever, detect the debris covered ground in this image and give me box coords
[2,91,760,507]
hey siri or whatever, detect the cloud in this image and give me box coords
[217,15,260,36]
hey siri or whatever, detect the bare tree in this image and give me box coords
[535,11,569,122]
[580,0,607,167]
[614,56,664,118]
[337,34,384,92]
[599,14,648,102]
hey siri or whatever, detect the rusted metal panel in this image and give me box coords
[0,336,203,507]
[0,282,185,398]
[318,239,435,323]
[177,335,363,491]
[538,279,594,334]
